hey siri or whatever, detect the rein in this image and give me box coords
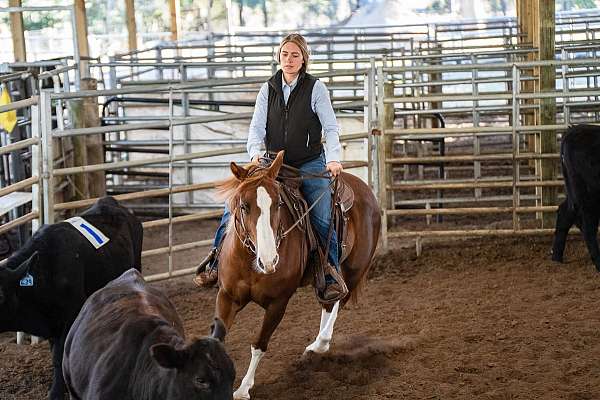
[232,162,338,257]
[280,176,336,238]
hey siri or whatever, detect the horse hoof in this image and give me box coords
[304,341,330,355]
[233,389,251,400]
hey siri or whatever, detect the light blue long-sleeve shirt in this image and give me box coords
[247,74,341,164]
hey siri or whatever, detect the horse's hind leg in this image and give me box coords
[304,300,340,354]
[234,298,289,400]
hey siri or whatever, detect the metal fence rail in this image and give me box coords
[372,56,600,249]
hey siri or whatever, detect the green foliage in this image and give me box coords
[426,0,451,13]
[306,0,339,19]
[23,12,63,30]
[86,0,125,34]
[559,0,598,10]
[488,0,508,15]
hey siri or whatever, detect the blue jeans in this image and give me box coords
[210,153,339,273]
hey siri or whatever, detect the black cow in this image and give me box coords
[63,269,235,400]
[552,124,600,271]
[0,196,143,400]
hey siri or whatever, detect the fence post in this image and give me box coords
[376,66,390,251]
[156,47,164,80]
[40,90,54,225]
[365,59,376,190]
[539,0,557,229]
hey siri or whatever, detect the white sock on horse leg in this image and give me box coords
[305,301,340,354]
[319,300,340,342]
[234,345,264,400]
[318,307,329,333]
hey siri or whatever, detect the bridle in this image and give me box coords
[231,163,336,263]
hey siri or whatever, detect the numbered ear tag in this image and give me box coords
[19,273,34,287]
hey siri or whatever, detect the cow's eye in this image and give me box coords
[194,377,210,390]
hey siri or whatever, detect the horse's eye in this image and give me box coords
[240,202,250,213]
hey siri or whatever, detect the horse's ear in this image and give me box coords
[267,150,284,179]
[230,161,249,181]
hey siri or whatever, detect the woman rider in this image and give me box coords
[194,33,347,303]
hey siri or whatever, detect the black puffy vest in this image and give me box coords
[265,70,323,168]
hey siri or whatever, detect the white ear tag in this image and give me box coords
[19,273,34,287]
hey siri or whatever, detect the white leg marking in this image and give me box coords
[16,332,24,345]
[304,301,340,354]
[233,345,265,400]
[256,186,278,273]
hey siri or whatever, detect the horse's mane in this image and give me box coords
[216,164,278,209]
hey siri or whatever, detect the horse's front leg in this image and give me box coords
[234,298,290,400]
[304,300,341,354]
[216,288,245,331]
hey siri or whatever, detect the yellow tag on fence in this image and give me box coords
[0,85,17,133]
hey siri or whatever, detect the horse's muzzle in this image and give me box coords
[257,254,279,274]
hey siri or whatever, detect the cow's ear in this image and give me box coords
[230,162,248,181]
[210,317,227,342]
[150,343,185,369]
[267,150,284,179]
[7,251,37,283]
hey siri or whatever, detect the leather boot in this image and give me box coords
[193,248,219,287]
[318,264,348,304]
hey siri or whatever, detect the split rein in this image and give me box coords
[232,163,338,258]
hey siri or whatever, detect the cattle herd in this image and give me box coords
[0,124,599,399]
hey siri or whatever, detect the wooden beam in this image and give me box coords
[74,0,91,79]
[168,0,178,41]
[125,0,138,52]
[538,0,557,228]
[9,0,26,62]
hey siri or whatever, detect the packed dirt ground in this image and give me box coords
[2,228,600,399]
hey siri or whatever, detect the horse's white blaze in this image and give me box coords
[233,345,264,400]
[304,301,340,354]
[255,186,278,273]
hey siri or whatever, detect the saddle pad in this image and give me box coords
[65,216,110,249]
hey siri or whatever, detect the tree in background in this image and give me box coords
[558,0,598,11]
[488,0,508,15]
[307,0,339,21]
[425,0,452,13]
[232,0,270,27]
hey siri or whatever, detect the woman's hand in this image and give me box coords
[326,161,343,177]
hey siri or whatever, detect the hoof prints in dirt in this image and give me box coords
[302,335,422,384]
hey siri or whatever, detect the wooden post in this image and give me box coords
[9,0,26,62]
[169,0,179,42]
[517,0,557,228]
[74,0,91,79]
[68,78,105,200]
[383,82,395,212]
[125,0,138,52]
[69,100,89,201]
[538,0,557,228]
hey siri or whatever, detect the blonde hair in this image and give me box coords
[277,33,310,72]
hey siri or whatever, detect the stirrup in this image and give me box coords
[195,247,218,275]
[316,264,348,305]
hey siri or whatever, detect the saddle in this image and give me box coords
[275,163,355,292]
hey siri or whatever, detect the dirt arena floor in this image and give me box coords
[2,222,600,399]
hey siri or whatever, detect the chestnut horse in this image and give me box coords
[214,151,380,400]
